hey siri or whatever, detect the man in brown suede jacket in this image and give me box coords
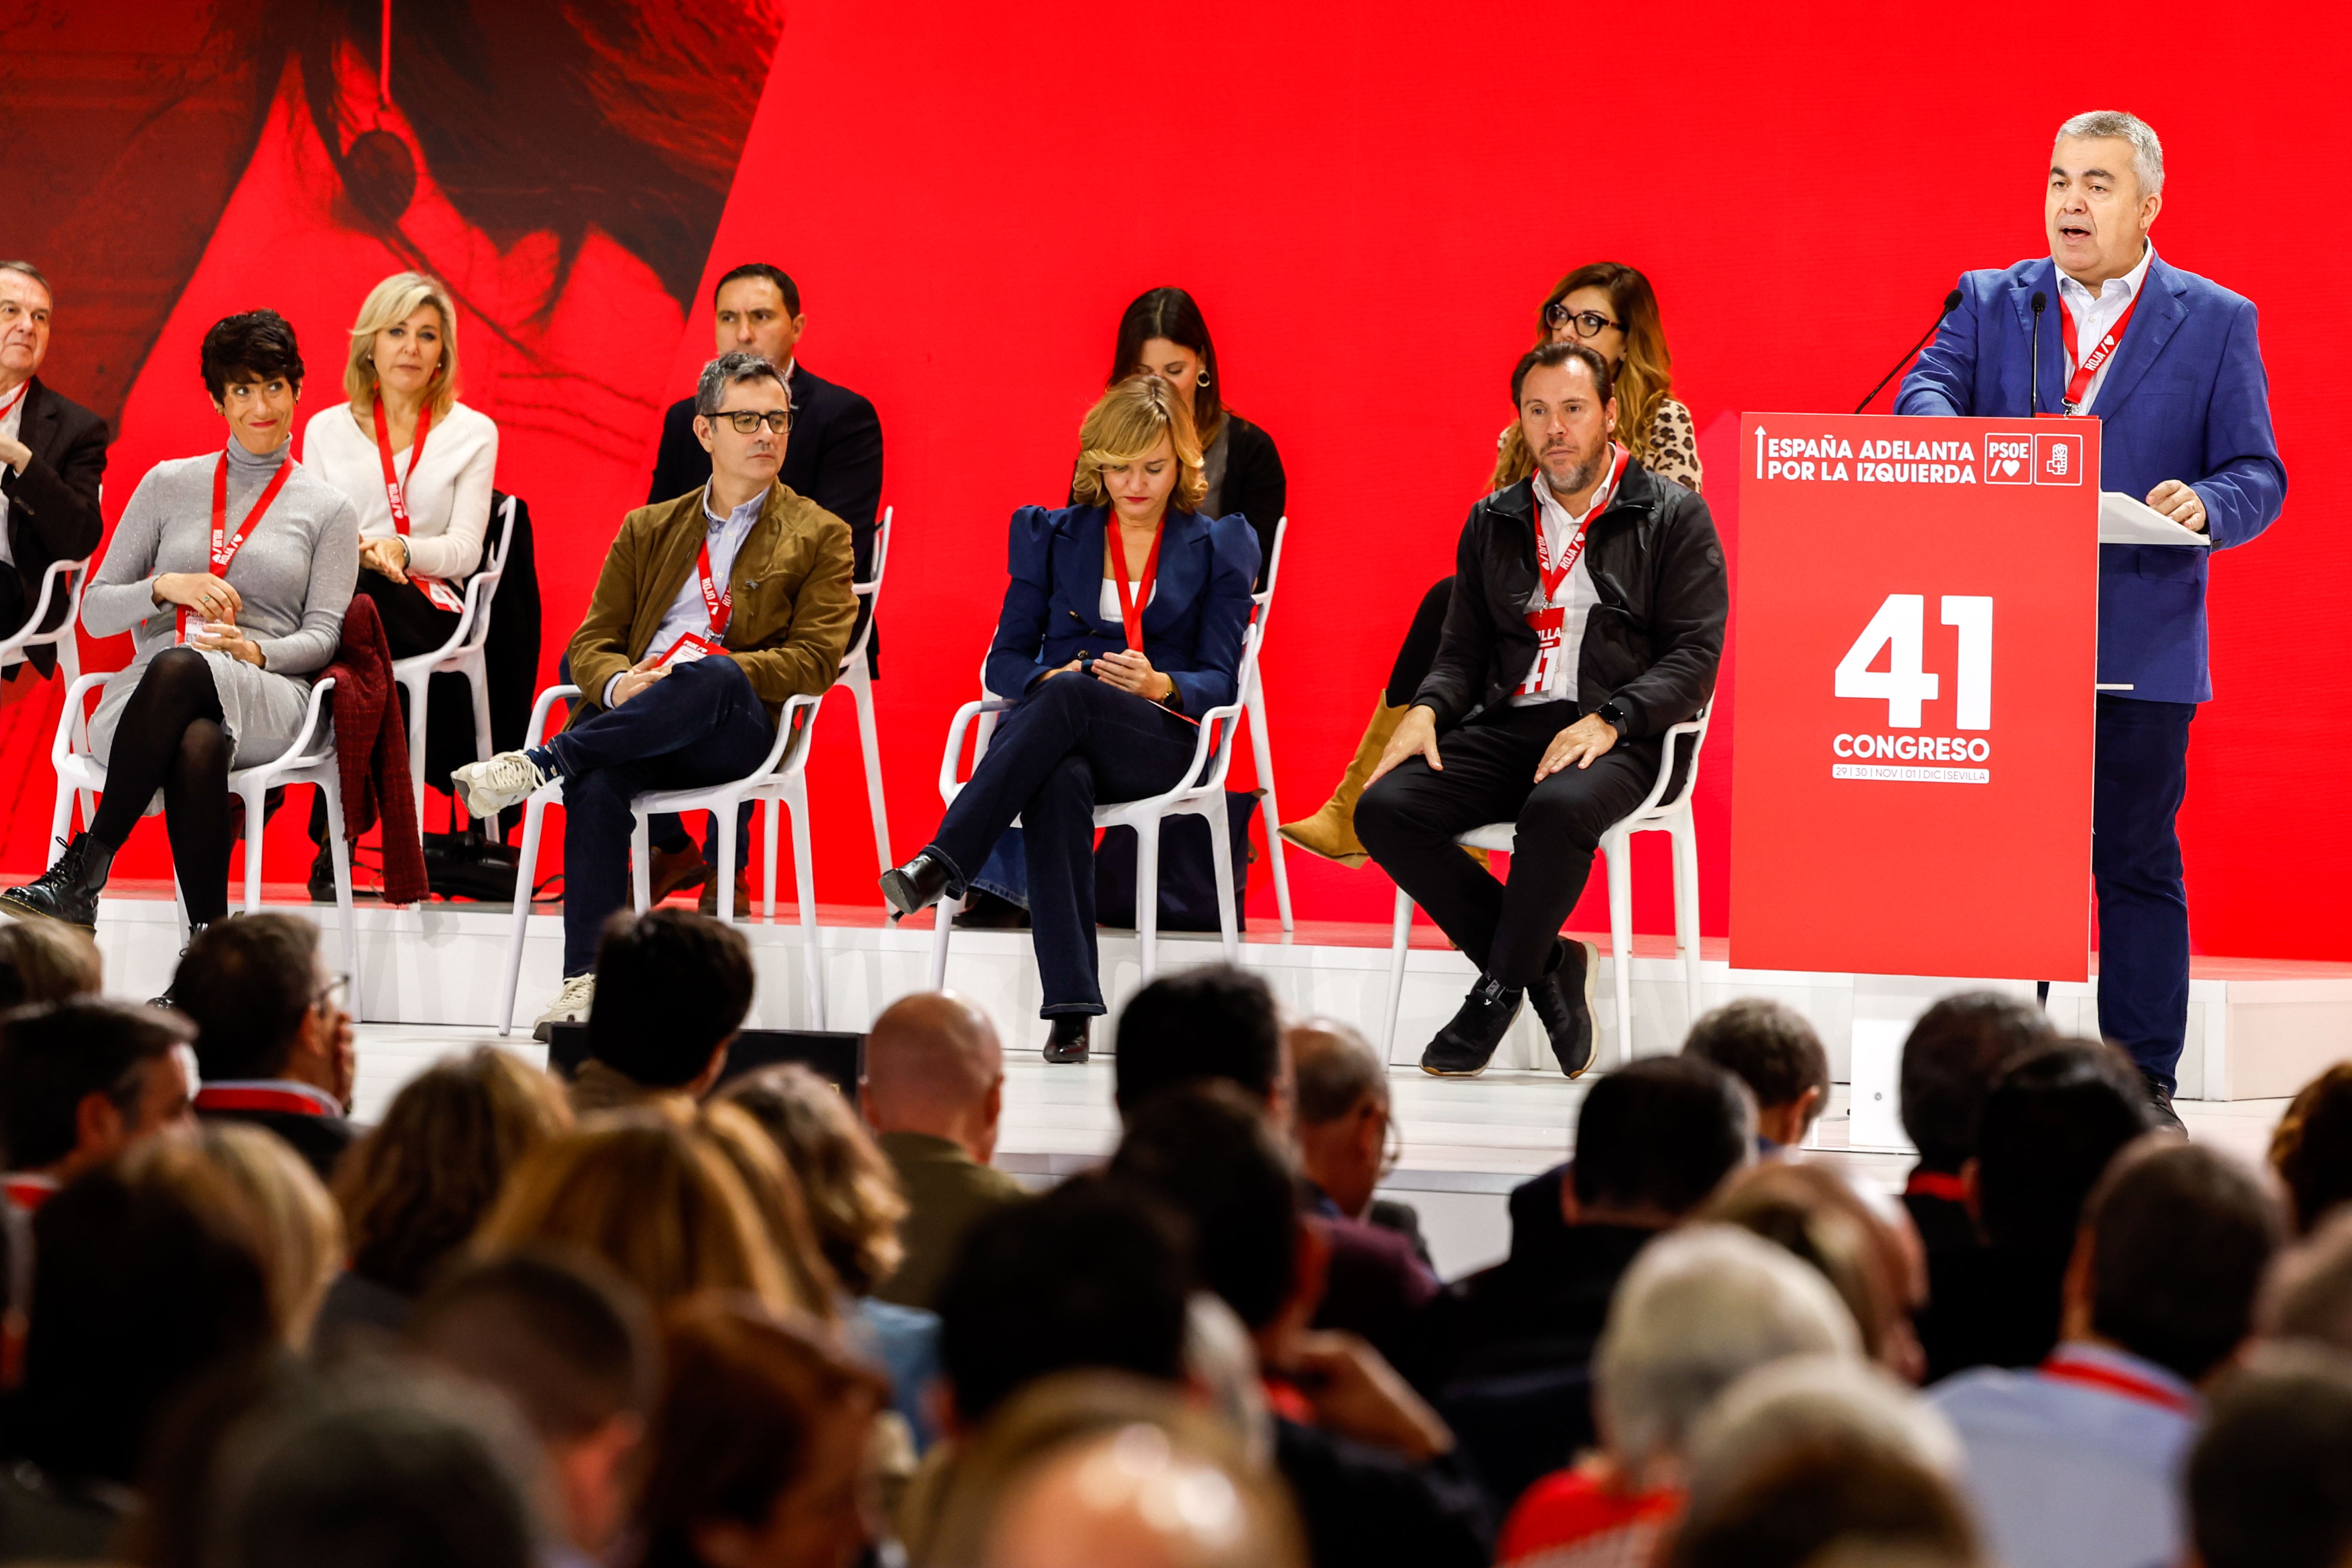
[453,352,855,1036]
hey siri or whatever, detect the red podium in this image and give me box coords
[1728,414,2100,981]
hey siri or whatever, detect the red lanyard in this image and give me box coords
[1905,1169,1970,1203]
[2040,1350,2194,1415]
[0,382,26,424]
[195,1084,337,1118]
[1535,446,1629,602]
[370,397,435,535]
[1110,518,1164,653]
[697,541,733,639]
[183,450,293,640]
[3,1175,59,1212]
[2055,288,2140,412]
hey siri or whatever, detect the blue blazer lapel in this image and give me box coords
[2007,262,2067,417]
[1062,508,1117,634]
[1142,512,1208,637]
[2086,257,2189,420]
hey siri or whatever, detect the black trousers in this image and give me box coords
[2093,695,2195,1094]
[1355,701,1655,989]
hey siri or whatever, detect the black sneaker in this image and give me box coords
[1528,939,1599,1078]
[1420,975,1523,1077]
[0,834,114,930]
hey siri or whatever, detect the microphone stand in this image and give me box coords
[1854,290,1966,414]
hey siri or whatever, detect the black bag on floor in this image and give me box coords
[422,828,522,903]
[1093,791,1260,932]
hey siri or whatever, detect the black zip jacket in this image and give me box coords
[1412,461,1727,746]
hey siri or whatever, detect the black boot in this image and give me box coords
[1420,975,1523,1077]
[0,834,115,930]
[1528,939,1599,1079]
[307,840,338,902]
[879,851,955,920]
[149,919,215,1011]
[2142,1073,2186,1135]
[1044,1014,1091,1064]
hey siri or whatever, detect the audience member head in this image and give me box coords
[197,1121,344,1349]
[408,1249,658,1557]
[346,270,459,418]
[638,1297,886,1568]
[710,262,803,367]
[861,991,1005,1159]
[200,309,306,456]
[1684,1000,1832,1149]
[1109,1083,1302,1337]
[1672,1357,1970,1568]
[1592,1224,1860,1491]
[1571,1055,1755,1227]
[1287,1018,1392,1219]
[2260,1207,2352,1353]
[0,917,102,1008]
[692,351,792,499]
[207,1364,544,1568]
[175,914,354,1105]
[1070,373,1207,521]
[1705,1161,1926,1381]
[585,910,754,1097]
[694,1100,840,1313]
[1113,965,1287,1125]
[1973,1038,2157,1253]
[2186,1344,2352,1568]
[2270,1061,2352,1234]
[722,1064,907,1298]
[925,1374,1306,1568]
[0,262,54,391]
[937,1178,1192,1429]
[2066,1135,2287,1384]
[475,1109,800,1315]
[0,998,194,1182]
[1897,992,2055,1174]
[16,1138,274,1483]
[333,1046,573,1300]
[1107,286,1230,446]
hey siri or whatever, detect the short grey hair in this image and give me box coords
[1685,1356,1963,1521]
[694,350,787,418]
[1593,1225,1861,1481]
[1290,1019,1387,1126]
[2055,110,2164,195]
[0,261,51,300]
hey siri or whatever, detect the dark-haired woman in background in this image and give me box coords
[1281,262,1700,867]
[0,311,358,947]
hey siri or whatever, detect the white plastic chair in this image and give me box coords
[496,683,829,1035]
[826,507,894,874]
[1378,705,1711,1062]
[1244,519,1293,932]
[389,495,518,826]
[925,524,1288,991]
[46,669,360,991]
[3,555,93,836]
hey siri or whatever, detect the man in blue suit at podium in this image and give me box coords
[1898,110,2286,1125]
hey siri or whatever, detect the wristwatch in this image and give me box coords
[1595,700,1630,738]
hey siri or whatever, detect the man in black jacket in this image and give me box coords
[173,914,361,1183]
[1358,342,1726,1077]
[0,261,108,686]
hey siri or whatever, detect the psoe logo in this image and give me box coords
[2034,432,2084,484]
[1984,433,2033,484]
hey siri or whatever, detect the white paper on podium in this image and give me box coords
[2099,490,2212,547]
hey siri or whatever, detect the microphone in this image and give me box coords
[1854,289,1965,413]
[2028,291,2048,414]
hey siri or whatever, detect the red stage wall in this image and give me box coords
[5,1,2345,960]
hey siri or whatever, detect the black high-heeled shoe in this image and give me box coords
[1043,1015,1091,1064]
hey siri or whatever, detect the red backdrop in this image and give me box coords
[5,0,2345,960]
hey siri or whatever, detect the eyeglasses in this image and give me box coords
[708,409,791,434]
[314,972,352,1016]
[1543,304,1621,339]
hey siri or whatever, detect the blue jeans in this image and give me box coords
[547,657,775,975]
[2093,695,2195,1094]
[925,673,1197,1016]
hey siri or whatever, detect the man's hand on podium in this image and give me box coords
[2147,479,2209,534]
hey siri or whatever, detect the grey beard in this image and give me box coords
[1542,452,1602,498]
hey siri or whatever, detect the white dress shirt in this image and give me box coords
[608,482,767,704]
[1508,454,1622,708]
[302,399,500,579]
[2053,242,2156,414]
[0,378,27,566]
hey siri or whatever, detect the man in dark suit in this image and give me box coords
[173,913,361,1183]
[1897,112,2286,1125]
[0,261,109,688]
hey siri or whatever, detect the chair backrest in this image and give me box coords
[0,555,90,663]
[453,495,521,656]
[1628,700,1714,823]
[1251,516,1288,617]
[837,506,893,672]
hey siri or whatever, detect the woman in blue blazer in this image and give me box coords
[881,376,1259,1061]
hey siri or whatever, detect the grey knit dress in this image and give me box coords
[82,440,359,775]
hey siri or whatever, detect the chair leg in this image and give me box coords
[465,661,493,765]
[629,812,652,912]
[241,783,266,915]
[763,796,780,920]
[852,668,893,875]
[403,671,431,834]
[48,778,72,861]
[322,781,360,1012]
[928,893,956,991]
[1383,886,1413,1057]
[1207,799,1240,965]
[1673,816,1703,1025]
[500,795,549,1037]
[789,781,823,1029]
[1248,669,1294,933]
[1605,831,1635,1066]
[1135,816,1163,985]
[714,805,738,923]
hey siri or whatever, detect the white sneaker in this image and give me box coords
[532,972,596,1042]
[453,750,550,818]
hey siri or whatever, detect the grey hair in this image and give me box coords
[694,350,787,417]
[1290,1018,1388,1126]
[1685,1355,1963,1522]
[1593,1225,1861,1482]
[0,261,51,299]
[2055,110,2165,195]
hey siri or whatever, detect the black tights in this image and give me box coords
[1386,576,1453,707]
[87,648,234,922]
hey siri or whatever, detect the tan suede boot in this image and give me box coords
[1279,696,1407,868]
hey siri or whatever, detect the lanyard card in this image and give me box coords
[656,630,723,668]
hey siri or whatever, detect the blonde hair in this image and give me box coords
[721,1064,908,1297]
[1071,374,1207,514]
[195,1121,346,1349]
[695,1100,842,1316]
[0,919,103,1007]
[345,270,459,417]
[1493,262,1679,489]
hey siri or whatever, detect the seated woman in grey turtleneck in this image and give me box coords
[2,309,358,961]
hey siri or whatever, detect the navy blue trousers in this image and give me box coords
[925,672,1197,1016]
[2094,695,2195,1094]
[545,657,774,975]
